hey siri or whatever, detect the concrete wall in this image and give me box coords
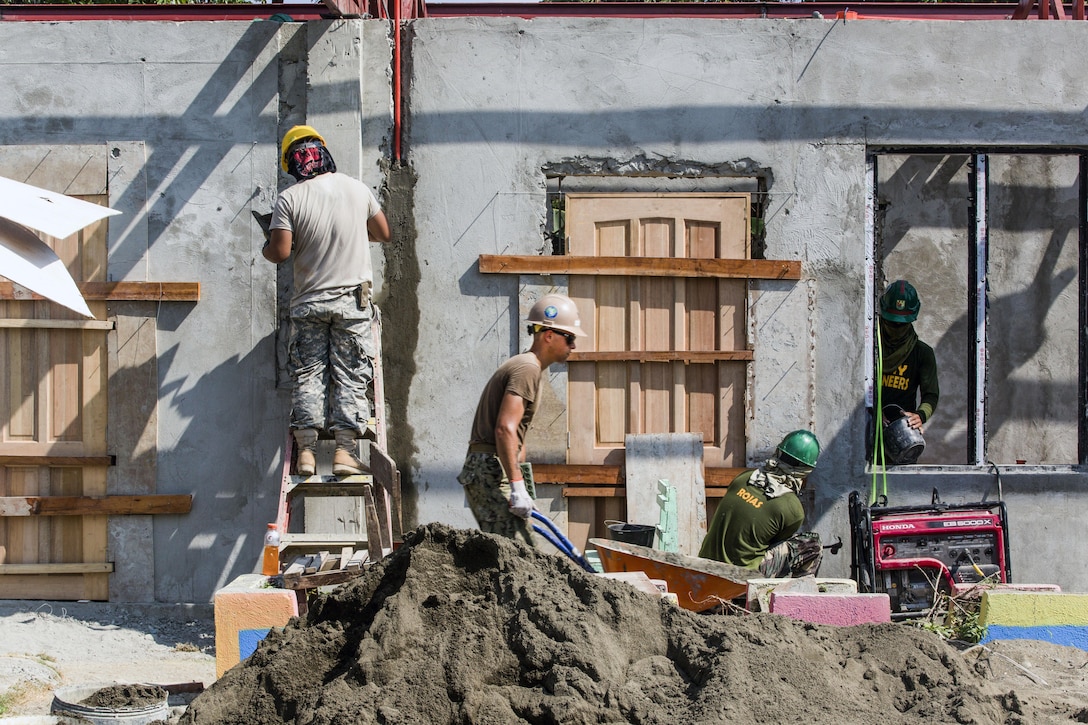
[3,16,1088,601]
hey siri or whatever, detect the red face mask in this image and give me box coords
[287,141,336,180]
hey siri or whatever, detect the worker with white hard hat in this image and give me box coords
[458,293,585,544]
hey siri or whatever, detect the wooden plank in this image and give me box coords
[371,446,401,539]
[282,567,366,591]
[0,456,112,466]
[303,555,320,575]
[0,319,114,330]
[565,498,595,555]
[565,485,736,498]
[318,552,338,572]
[363,486,382,563]
[0,495,192,516]
[283,558,306,579]
[532,464,623,485]
[0,562,113,574]
[339,546,353,570]
[705,468,747,486]
[346,550,367,571]
[479,255,800,280]
[538,465,742,486]
[0,574,93,600]
[0,281,200,302]
[563,487,625,498]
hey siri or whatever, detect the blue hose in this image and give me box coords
[531,510,596,573]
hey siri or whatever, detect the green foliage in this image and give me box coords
[913,572,998,645]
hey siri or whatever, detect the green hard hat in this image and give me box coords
[879,280,920,323]
[776,430,821,468]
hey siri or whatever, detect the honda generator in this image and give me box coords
[848,490,1011,618]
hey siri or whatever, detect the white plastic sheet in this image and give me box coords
[0,176,121,319]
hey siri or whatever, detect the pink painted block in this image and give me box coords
[769,591,891,626]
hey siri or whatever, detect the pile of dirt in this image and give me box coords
[80,683,168,708]
[180,523,1057,725]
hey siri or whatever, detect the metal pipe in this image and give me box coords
[423,2,1022,20]
[393,0,403,161]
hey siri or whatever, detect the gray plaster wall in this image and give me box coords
[3,16,1088,601]
[402,17,1088,590]
[0,19,391,602]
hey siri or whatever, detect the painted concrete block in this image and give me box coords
[747,577,858,613]
[980,591,1088,650]
[597,571,667,598]
[770,591,891,626]
[214,573,299,677]
[952,582,1061,599]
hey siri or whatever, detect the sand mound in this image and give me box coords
[181,523,1036,725]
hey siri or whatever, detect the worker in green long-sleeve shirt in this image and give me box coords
[878,280,939,464]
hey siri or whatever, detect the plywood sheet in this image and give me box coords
[624,433,706,555]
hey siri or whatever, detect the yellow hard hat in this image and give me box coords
[280,125,325,172]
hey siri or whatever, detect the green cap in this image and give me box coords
[879,280,920,323]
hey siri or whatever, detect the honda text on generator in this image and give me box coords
[848,489,1011,618]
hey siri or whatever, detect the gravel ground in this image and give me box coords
[0,600,215,721]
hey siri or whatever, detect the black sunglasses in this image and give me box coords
[553,330,576,345]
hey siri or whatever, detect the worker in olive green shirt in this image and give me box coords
[698,430,823,578]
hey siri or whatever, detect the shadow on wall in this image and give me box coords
[150,313,286,603]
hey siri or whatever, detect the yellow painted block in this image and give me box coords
[980,591,1088,628]
[214,573,299,677]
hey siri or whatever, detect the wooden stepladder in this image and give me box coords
[271,316,402,611]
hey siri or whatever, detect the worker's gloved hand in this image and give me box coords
[508,479,534,519]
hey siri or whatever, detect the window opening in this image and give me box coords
[867,150,1085,467]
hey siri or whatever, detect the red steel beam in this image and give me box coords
[0,2,1039,22]
[424,2,1024,20]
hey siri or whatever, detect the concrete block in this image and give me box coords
[770,591,891,626]
[598,571,667,598]
[952,582,1061,600]
[747,577,858,612]
[980,591,1088,650]
[214,574,299,677]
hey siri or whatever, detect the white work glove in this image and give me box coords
[508,479,534,519]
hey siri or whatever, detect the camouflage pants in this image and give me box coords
[759,531,823,578]
[288,292,375,436]
[457,451,534,546]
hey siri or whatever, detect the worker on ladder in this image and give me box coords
[263,125,392,476]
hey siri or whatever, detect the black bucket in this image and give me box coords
[884,416,925,464]
[605,521,656,548]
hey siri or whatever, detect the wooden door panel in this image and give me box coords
[0,186,110,600]
[596,362,627,447]
[566,193,751,467]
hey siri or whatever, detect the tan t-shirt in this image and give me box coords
[469,352,543,448]
[270,172,382,306]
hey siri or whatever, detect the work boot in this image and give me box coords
[333,430,369,476]
[293,428,319,477]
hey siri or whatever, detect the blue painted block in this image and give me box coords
[238,627,272,660]
[982,624,1088,651]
